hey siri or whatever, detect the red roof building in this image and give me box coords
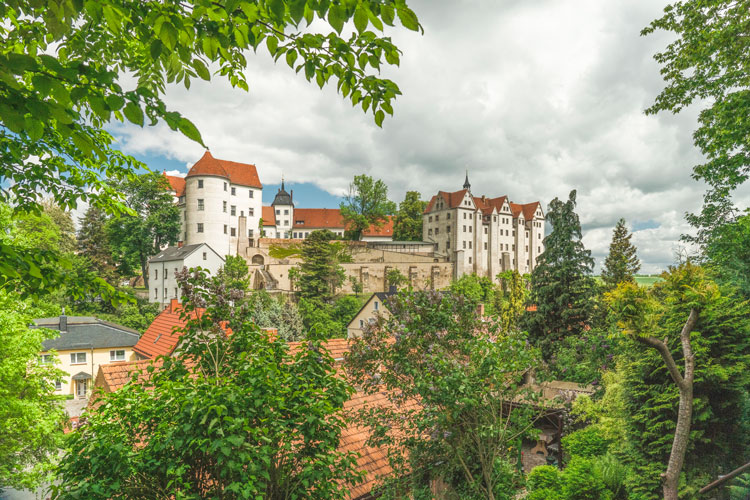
[133,299,201,359]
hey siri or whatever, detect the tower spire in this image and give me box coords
[281,173,285,192]
[463,170,471,190]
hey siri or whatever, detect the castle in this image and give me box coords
[162,152,545,285]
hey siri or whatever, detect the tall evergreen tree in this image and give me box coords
[107,172,180,289]
[77,205,117,282]
[293,230,347,303]
[601,218,640,288]
[527,190,596,360]
[392,191,426,241]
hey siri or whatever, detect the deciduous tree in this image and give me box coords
[392,190,425,241]
[107,172,180,289]
[601,218,640,288]
[53,268,361,499]
[340,174,396,240]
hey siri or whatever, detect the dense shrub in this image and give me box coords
[526,465,560,490]
[562,426,609,459]
[561,457,607,500]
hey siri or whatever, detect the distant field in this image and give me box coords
[594,275,663,287]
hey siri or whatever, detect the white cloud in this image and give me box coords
[111,0,712,273]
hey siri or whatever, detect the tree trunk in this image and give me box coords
[635,308,698,500]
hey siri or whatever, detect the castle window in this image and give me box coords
[435,215,439,222]
[538,247,541,253]
[428,229,433,236]
[484,242,487,250]
[447,213,451,219]
[223,201,227,212]
[538,233,541,239]
[203,252,207,260]
[276,209,280,215]
[198,180,204,188]
[435,228,439,235]
[284,209,289,215]
[197,223,204,233]
[484,227,487,234]
[231,187,236,195]
[231,228,236,236]
[224,225,227,234]
[469,242,472,249]
[463,241,466,249]
[447,226,451,233]
[224,182,227,191]
[469,213,472,220]
[469,257,472,264]
[249,208,254,216]
[446,241,450,249]
[249,190,254,198]
[154,288,158,298]
[493,216,496,222]
[512,244,515,251]
[429,216,433,223]
[249,229,254,237]
[469,226,472,233]
[231,205,236,216]
[463,213,466,219]
[526,245,529,252]
[197,199,204,211]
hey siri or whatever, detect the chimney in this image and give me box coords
[59,314,67,332]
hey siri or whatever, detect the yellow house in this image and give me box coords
[346,291,395,338]
[35,315,140,399]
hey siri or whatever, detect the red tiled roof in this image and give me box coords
[292,208,346,229]
[163,173,186,197]
[424,189,469,213]
[186,151,262,189]
[510,202,542,220]
[473,195,508,216]
[362,216,394,238]
[262,206,276,226]
[133,300,201,359]
[288,338,351,362]
[96,359,160,393]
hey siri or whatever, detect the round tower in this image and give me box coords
[184,151,232,255]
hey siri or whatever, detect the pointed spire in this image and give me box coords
[281,174,285,192]
[463,170,471,190]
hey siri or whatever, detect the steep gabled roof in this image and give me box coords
[186,151,262,189]
[96,359,161,393]
[164,173,186,197]
[424,189,469,213]
[133,300,203,359]
[262,206,276,226]
[511,202,543,220]
[292,208,346,229]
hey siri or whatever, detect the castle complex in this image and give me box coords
[161,152,545,293]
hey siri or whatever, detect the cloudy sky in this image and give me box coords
[109,0,744,274]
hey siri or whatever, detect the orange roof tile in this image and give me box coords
[163,173,186,197]
[133,300,202,359]
[288,338,351,362]
[292,208,346,229]
[186,151,262,189]
[424,189,469,213]
[262,206,276,226]
[96,359,160,393]
[362,216,394,238]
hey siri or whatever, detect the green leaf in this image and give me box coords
[286,49,298,68]
[24,116,44,141]
[159,22,178,50]
[268,0,285,22]
[289,0,306,24]
[327,4,345,34]
[203,37,220,59]
[381,5,395,26]
[105,94,125,111]
[397,6,419,31]
[375,109,384,127]
[123,102,144,126]
[177,117,204,145]
[192,59,211,80]
[353,6,368,34]
[266,36,279,56]
[150,39,163,59]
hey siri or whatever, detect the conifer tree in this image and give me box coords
[294,230,347,303]
[601,218,640,288]
[527,190,596,360]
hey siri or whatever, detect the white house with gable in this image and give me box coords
[148,243,225,307]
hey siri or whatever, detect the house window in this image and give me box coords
[203,252,207,260]
[110,350,126,362]
[231,205,236,216]
[164,287,167,297]
[197,223,204,233]
[283,220,289,226]
[154,287,158,298]
[284,209,289,215]
[198,179,204,188]
[70,352,86,365]
[276,209,280,215]
[493,216,496,222]
[224,225,227,234]
[223,201,227,212]
[55,380,62,391]
[374,301,379,310]
[197,199,204,211]
[231,187,236,195]
[249,190,254,198]
[174,287,178,297]
[249,208,254,216]
[40,354,53,364]
[154,269,158,280]
[231,228,236,236]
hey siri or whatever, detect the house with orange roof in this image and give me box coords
[422,173,545,279]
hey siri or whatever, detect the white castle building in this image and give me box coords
[422,174,545,276]
[164,152,394,256]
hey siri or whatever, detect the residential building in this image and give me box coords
[346,291,395,338]
[422,173,545,279]
[35,315,139,398]
[147,243,224,306]
[133,299,195,359]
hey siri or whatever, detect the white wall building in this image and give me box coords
[147,243,225,307]
[422,174,545,280]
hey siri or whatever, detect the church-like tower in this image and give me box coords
[270,179,294,239]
